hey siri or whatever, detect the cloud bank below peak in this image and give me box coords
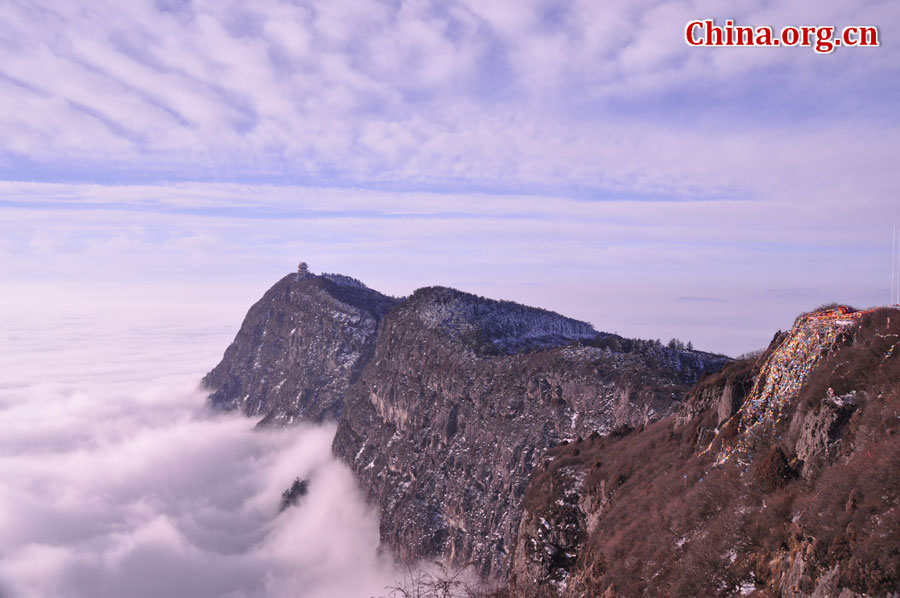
[0,311,398,598]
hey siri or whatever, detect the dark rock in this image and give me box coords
[280,478,309,511]
[788,390,858,479]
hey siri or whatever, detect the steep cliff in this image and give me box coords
[202,272,397,424]
[204,274,726,581]
[330,286,726,579]
[510,306,900,597]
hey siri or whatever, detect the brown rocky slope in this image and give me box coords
[509,306,900,597]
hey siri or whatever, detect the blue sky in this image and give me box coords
[1,0,899,355]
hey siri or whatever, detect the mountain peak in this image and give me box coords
[709,304,877,465]
[202,271,396,424]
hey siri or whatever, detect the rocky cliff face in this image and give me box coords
[509,306,900,597]
[331,286,724,579]
[202,272,397,424]
[204,274,726,580]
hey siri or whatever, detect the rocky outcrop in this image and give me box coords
[202,272,397,424]
[331,286,725,579]
[508,306,900,597]
[675,356,756,430]
[511,464,592,596]
[279,478,309,511]
[788,390,858,479]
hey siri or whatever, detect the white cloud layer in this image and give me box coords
[0,309,398,598]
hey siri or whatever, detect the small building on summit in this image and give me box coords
[297,261,310,277]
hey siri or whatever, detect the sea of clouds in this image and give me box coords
[0,307,399,598]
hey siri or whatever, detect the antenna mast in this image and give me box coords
[896,225,900,305]
[894,225,900,306]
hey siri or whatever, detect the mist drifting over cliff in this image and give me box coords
[0,309,395,598]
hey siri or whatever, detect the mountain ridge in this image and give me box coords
[203,269,728,579]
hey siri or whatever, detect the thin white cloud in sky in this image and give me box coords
[1,180,897,355]
[0,0,896,193]
[0,309,398,598]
